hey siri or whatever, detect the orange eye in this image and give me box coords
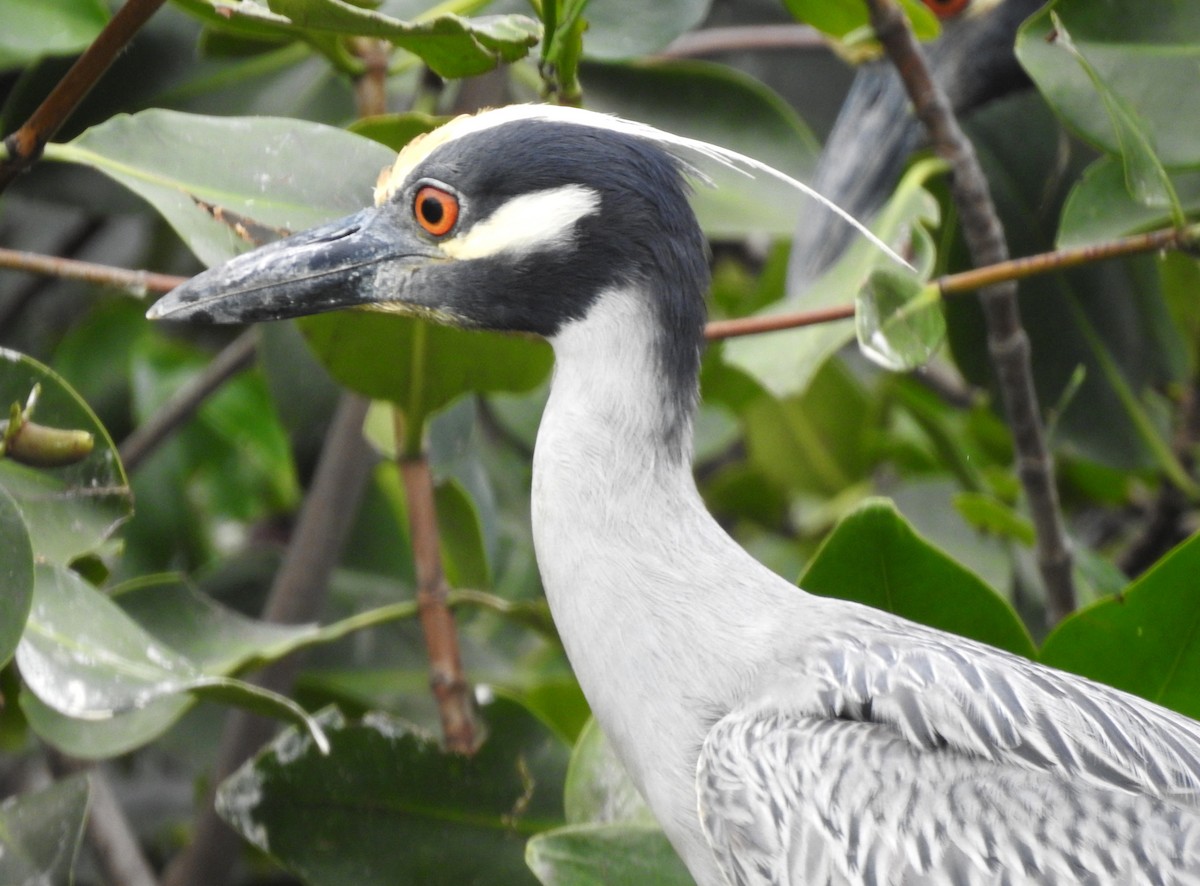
[414,185,459,237]
[921,0,969,18]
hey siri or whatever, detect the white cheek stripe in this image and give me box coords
[441,184,601,260]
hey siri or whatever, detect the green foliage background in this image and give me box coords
[1,0,1198,883]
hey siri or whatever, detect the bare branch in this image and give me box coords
[398,441,481,754]
[118,331,258,472]
[0,0,168,192]
[864,0,1076,625]
[0,247,186,294]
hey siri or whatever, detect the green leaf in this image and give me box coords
[782,0,938,42]
[0,485,33,667]
[581,0,709,59]
[1017,1,1200,167]
[855,268,943,371]
[17,565,327,753]
[1058,157,1200,249]
[1045,13,1180,218]
[953,491,1035,546]
[0,774,89,885]
[349,111,445,151]
[299,313,552,435]
[45,110,395,267]
[563,718,654,826]
[0,0,108,69]
[526,823,692,886]
[217,699,568,886]
[1041,532,1200,720]
[265,0,540,77]
[723,158,942,398]
[0,349,131,565]
[581,59,819,239]
[800,498,1036,657]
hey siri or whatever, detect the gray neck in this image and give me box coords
[530,286,796,876]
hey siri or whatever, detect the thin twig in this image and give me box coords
[398,447,480,754]
[118,331,259,472]
[864,0,1076,625]
[0,0,168,192]
[162,393,375,886]
[0,246,186,295]
[45,751,159,886]
[660,24,826,58]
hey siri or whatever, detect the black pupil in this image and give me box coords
[421,195,444,225]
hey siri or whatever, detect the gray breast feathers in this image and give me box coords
[696,627,1200,884]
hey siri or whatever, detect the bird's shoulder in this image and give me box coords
[741,610,1200,801]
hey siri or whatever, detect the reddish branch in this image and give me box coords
[0,0,168,192]
[864,0,1077,625]
[398,453,480,754]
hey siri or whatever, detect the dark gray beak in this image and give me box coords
[148,206,440,324]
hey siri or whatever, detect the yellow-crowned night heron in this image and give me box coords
[149,105,1200,884]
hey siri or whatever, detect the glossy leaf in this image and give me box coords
[1017,1,1200,167]
[1041,532,1200,720]
[17,565,327,751]
[855,267,943,371]
[25,574,424,757]
[217,699,568,886]
[800,498,1036,657]
[1047,14,1179,216]
[563,718,654,826]
[581,0,709,59]
[723,158,942,398]
[0,0,108,69]
[266,0,540,77]
[582,59,819,239]
[0,774,89,885]
[526,824,692,886]
[0,349,131,565]
[0,485,33,666]
[782,0,938,42]
[299,312,552,432]
[47,110,394,267]
[1058,157,1200,249]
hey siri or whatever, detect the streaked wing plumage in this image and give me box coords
[698,619,1200,883]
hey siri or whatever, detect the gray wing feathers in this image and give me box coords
[697,626,1200,883]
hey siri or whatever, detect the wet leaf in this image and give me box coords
[1017,1,1200,167]
[563,718,653,826]
[17,565,327,752]
[0,774,89,885]
[723,158,942,398]
[217,699,568,886]
[0,350,131,565]
[526,823,692,886]
[47,110,394,267]
[855,267,943,371]
[0,485,33,667]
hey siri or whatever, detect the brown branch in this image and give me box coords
[351,38,391,118]
[660,24,826,58]
[163,393,376,886]
[398,445,480,754]
[0,246,186,294]
[118,331,258,472]
[0,0,168,193]
[865,0,1076,626]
